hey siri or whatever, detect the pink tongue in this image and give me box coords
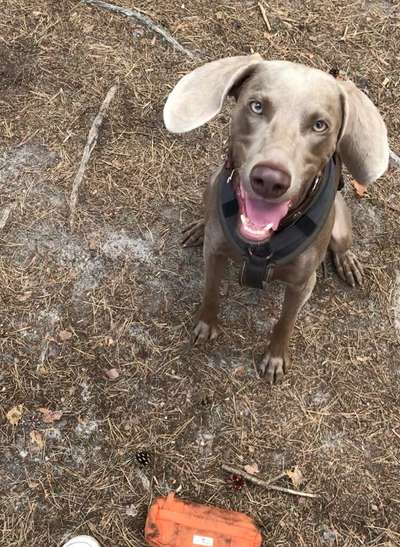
[245,193,290,230]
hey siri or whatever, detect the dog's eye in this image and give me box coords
[313,120,328,132]
[249,101,263,115]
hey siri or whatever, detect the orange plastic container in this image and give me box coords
[145,492,262,546]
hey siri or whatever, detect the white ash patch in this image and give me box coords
[101,230,154,263]
[67,445,102,468]
[352,201,384,241]
[72,256,105,298]
[18,225,106,298]
[80,381,91,403]
[320,432,345,452]
[75,418,99,438]
[255,318,275,333]
[44,428,62,441]
[196,430,214,457]
[310,389,331,407]
[128,323,153,345]
[0,144,58,187]
[320,526,338,546]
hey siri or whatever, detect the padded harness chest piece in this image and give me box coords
[217,156,341,289]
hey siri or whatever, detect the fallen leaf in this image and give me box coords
[38,408,63,423]
[58,329,73,342]
[351,179,368,198]
[30,430,45,449]
[244,462,259,475]
[286,465,304,488]
[6,405,23,425]
[104,368,120,380]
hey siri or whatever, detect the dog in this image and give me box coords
[163,55,389,383]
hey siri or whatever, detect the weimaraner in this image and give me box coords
[163,55,389,383]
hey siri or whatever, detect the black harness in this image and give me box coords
[218,156,342,288]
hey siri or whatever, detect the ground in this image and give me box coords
[1,1,400,546]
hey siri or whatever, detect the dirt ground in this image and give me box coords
[1,1,400,546]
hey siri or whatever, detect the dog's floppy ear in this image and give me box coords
[337,80,389,184]
[163,54,262,133]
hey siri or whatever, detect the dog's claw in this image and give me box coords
[333,250,364,287]
[181,220,205,247]
[193,320,218,344]
[258,353,288,384]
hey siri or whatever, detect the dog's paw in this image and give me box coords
[333,250,363,288]
[181,220,205,247]
[258,352,289,384]
[193,320,219,344]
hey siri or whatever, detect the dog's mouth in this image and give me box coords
[235,182,291,242]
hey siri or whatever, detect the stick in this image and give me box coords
[0,204,15,230]
[222,464,320,499]
[258,2,272,32]
[83,0,198,59]
[69,84,118,229]
[389,149,400,169]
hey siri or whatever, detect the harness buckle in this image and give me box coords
[248,245,273,261]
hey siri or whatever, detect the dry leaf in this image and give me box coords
[6,404,23,425]
[30,430,45,449]
[351,179,368,198]
[38,408,63,423]
[104,368,120,380]
[286,466,304,488]
[244,462,259,475]
[58,329,73,341]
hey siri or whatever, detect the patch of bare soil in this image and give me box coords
[1,1,399,546]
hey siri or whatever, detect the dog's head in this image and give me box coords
[164,55,389,242]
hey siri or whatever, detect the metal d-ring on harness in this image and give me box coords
[217,156,343,289]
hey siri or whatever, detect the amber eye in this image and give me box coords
[249,100,263,115]
[313,120,328,132]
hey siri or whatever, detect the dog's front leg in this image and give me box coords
[259,271,316,384]
[194,238,227,343]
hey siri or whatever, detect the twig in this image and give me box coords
[83,0,198,59]
[222,463,320,499]
[69,84,118,229]
[258,2,272,32]
[389,149,400,169]
[0,203,16,230]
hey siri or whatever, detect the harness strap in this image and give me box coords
[218,156,341,288]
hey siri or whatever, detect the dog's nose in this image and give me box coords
[250,163,291,199]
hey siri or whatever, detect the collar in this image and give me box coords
[217,155,341,288]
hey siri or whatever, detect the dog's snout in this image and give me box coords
[250,163,291,199]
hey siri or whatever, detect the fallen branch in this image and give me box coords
[258,2,272,32]
[69,84,118,229]
[83,0,198,59]
[222,463,320,499]
[389,149,400,169]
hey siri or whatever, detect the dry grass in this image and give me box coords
[0,1,400,546]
